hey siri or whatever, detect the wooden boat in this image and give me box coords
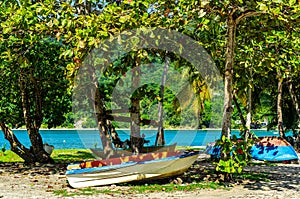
[90,143,177,159]
[66,151,199,188]
[250,136,299,162]
[205,136,299,162]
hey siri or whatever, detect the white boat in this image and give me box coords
[66,151,199,188]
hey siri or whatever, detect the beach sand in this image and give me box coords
[0,155,299,199]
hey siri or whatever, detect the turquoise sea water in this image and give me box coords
[0,129,284,150]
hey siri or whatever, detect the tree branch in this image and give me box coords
[236,10,265,25]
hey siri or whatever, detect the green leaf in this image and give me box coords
[258,3,268,11]
[291,13,300,20]
[143,13,148,18]
[119,16,126,23]
[289,0,296,6]
[237,167,243,173]
[221,135,226,142]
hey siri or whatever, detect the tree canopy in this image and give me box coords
[0,0,299,163]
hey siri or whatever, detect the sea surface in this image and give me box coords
[0,129,285,150]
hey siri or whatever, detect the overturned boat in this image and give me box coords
[205,136,299,162]
[250,136,299,162]
[66,151,199,188]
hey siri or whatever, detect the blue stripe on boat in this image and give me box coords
[66,162,137,175]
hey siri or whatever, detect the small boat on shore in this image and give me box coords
[66,151,199,188]
[205,136,299,162]
[250,136,299,162]
[90,143,177,159]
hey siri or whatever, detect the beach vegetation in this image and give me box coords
[0,0,299,183]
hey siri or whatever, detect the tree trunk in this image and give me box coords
[221,9,263,139]
[221,10,237,138]
[286,69,300,149]
[233,94,250,141]
[232,94,246,128]
[155,56,169,146]
[18,74,53,164]
[107,121,124,148]
[130,97,142,153]
[130,59,142,154]
[277,69,285,138]
[0,120,34,162]
[287,72,300,119]
[90,64,115,159]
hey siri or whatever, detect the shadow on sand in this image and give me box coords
[242,164,300,191]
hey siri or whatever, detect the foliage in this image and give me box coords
[215,132,257,177]
[0,0,299,162]
[0,0,73,163]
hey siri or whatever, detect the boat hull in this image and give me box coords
[66,151,199,188]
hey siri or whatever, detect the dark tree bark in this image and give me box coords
[287,71,300,119]
[233,94,250,140]
[221,9,262,138]
[221,9,237,138]
[88,62,115,159]
[286,69,300,149]
[94,87,115,158]
[155,56,169,146]
[233,94,247,127]
[7,73,54,164]
[107,121,124,148]
[277,69,285,138]
[130,63,142,154]
[0,121,34,162]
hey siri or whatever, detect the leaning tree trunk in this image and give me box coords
[232,94,247,128]
[107,120,124,148]
[130,62,142,154]
[0,120,34,161]
[89,62,115,159]
[19,75,53,164]
[94,87,115,158]
[155,55,169,146]
[277,69,285,138]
